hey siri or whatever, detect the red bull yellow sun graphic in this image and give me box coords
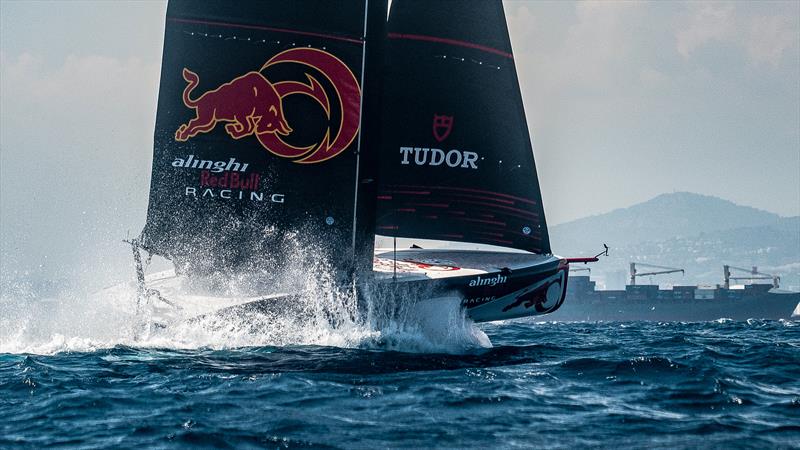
[175,48,361,164]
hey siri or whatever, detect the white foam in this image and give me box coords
[1,231,494,355]
[0,274,491,356]
[368,296,492,353]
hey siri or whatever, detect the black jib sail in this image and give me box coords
[375,0,551,254]
[142,0,385,275]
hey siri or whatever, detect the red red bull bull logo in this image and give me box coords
[175,48,360,164]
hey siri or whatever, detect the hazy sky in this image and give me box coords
[1,0,798,282]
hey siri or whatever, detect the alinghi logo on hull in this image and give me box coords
[469,274,507,287]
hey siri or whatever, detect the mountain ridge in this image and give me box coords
[550,192,786,255]
[549,192,799,289]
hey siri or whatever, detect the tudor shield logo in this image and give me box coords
[432,114,453,143]
[399,114,479,170]
[175,48,361,164]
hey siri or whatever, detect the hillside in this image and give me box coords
[550,192,783,255]
[550,193,799,289]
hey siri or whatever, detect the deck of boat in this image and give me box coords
[373,248,557,282]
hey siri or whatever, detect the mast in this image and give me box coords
[351,0,388,277]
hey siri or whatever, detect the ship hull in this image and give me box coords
[536,276,800,322]
[535,293,799,322]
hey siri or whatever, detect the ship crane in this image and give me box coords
[723,265,780,289]
[629,262,684,285]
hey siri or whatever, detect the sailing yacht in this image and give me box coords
[133,0,582,324]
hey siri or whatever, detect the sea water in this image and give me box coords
[1,283,799,448]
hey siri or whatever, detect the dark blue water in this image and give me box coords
[2,320,799,449]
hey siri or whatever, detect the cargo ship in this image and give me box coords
[537,264,800,322]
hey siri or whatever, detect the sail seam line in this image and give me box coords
[168,18,365,45]
[387,32,513,59]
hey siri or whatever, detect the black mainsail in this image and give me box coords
[375,0,551,255]
[142,0,385,275]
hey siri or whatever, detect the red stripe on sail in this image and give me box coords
[386,190,431,195]
[386,184,537,205]
[461,217,507,227]
[483,238,515,245]
[476,231,506,238]
[437,233,465,239]
[408,203,449,208]
[456,200,539,218]
[388,32,513,59]
[445,192,515,205]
